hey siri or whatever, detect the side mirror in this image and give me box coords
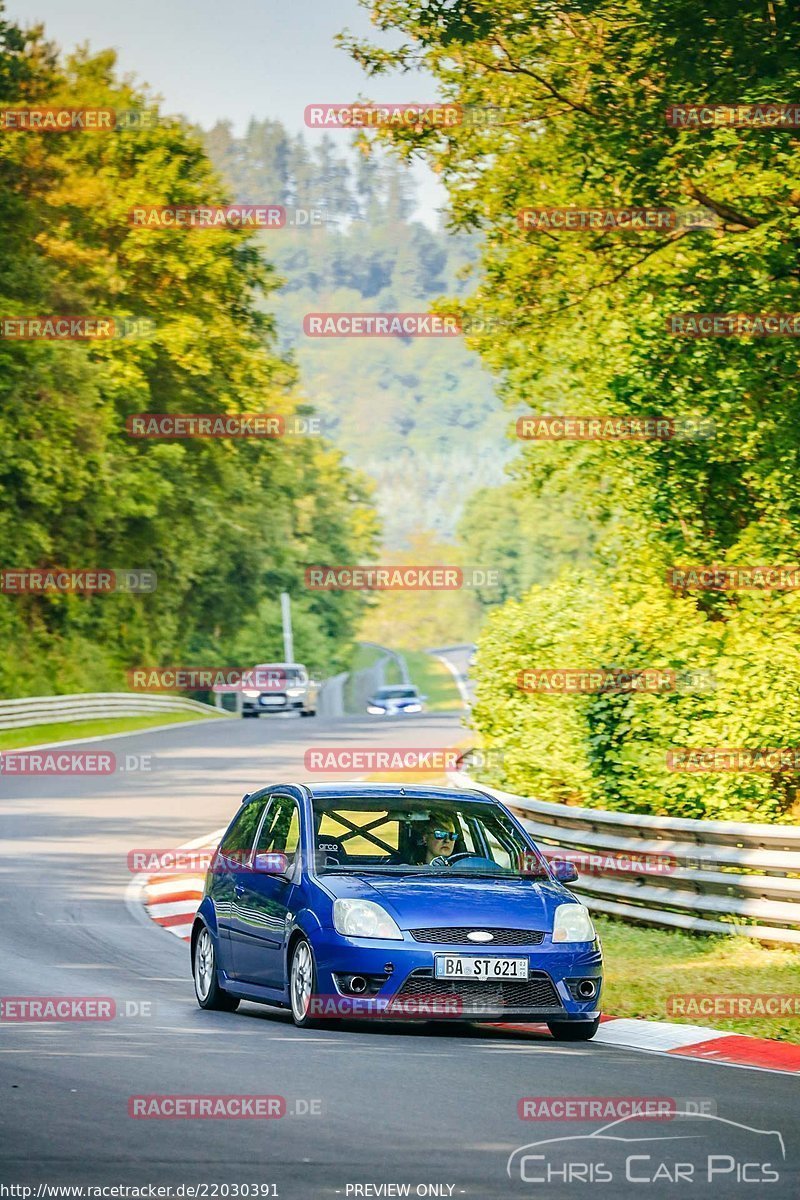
[252,851,290,875]
[552,860,579,883]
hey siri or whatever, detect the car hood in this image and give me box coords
[318,872,567,930]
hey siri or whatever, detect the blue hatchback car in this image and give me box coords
[191,783,603,1038]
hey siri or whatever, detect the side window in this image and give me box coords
[482,826,512,869]
[256,795,300,863]
[217,796,269,867]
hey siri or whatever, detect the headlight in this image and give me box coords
[243,689,261,699]
[402,703,421,713]
[333,898,403,940]
[285,686,304,697]
[552,903,595,943]
[367,705,385,714]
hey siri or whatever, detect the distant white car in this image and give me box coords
[366,685,426,715]
[241,663,318,718]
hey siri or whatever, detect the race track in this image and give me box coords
[1,713,798,1198]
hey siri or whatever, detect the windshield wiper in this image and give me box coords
[319,867,417,875]
[320,867,461,877]
[445,870,550,879]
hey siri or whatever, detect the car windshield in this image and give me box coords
[312,796,549,879]
[255,666,304,688]
[376,687,418,699]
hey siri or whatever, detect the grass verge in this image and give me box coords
[0,709,226,751]
[403,650,463,712]
[597,915,800,1042]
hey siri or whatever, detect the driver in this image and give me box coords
[420,812,458,865]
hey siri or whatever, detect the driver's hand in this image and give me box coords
[428,854,451,867]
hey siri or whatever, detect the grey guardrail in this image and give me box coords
[448,766,800,945]
[0,692,224,730]
[357,642,410,685]
[317,672,348,718]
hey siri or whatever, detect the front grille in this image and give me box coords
[409,926,545,946]
[391,968,562,1013]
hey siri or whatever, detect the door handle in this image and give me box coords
[234,884,245,898]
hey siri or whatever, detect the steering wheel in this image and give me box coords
[428,851,481,868]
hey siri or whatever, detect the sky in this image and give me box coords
[7,0,447,223]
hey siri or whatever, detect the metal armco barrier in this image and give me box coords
[449,768,800,945]
[0,692,223,730]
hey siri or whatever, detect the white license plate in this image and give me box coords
[434,955,529,981]
[260,696,284,705]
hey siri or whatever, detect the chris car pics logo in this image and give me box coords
[507,1112,785,1187]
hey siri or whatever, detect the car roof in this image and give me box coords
[300,782,496,803]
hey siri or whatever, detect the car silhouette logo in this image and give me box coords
[467,931,494,942]
[507,1112,786,1182]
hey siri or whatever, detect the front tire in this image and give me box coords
[289,937,326,1028]
[547,1018,599,1041]
[193,925,240,1012]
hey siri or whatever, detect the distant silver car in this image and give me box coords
[366,685,426,715]
[242,663,318,718]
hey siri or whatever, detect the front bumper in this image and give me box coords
[310,930,602,1022]
[243,694,304,714]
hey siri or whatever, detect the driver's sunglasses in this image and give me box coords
[432,828,456,840]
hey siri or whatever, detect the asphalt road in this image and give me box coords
[1,712,798,1199]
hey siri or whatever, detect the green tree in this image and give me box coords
[0,13,378,695]
[342,0,800,820]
